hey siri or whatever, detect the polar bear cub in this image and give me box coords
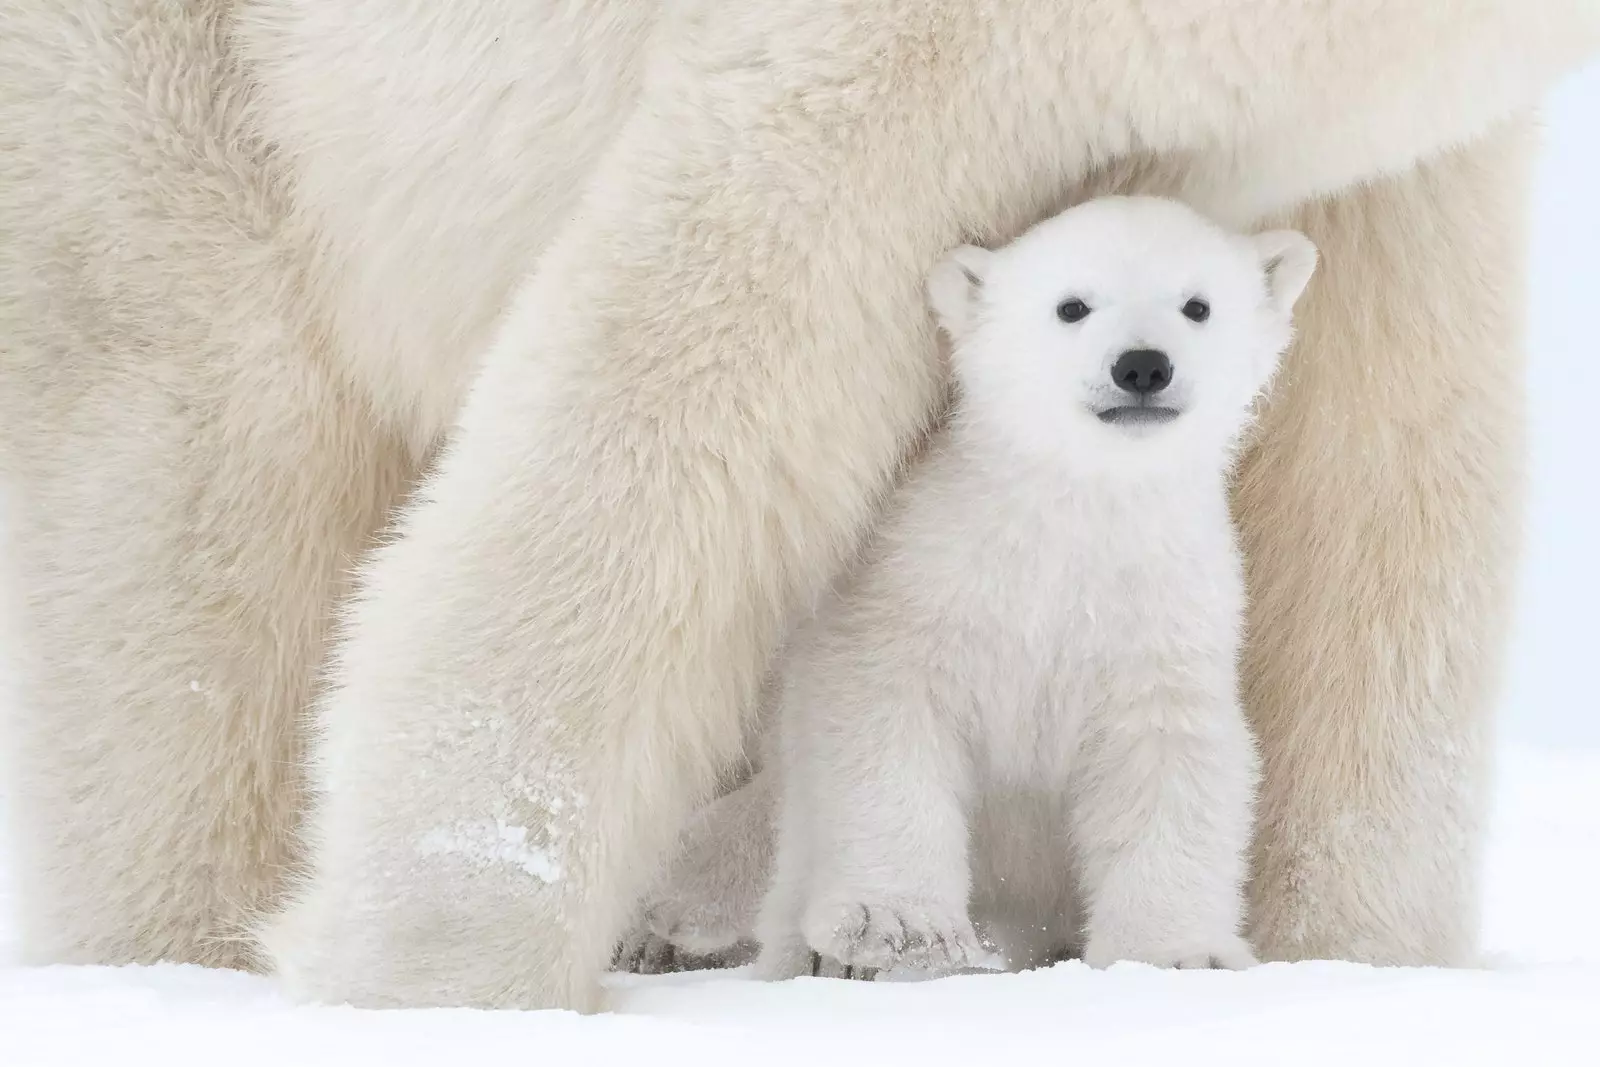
[753,196,1318,978]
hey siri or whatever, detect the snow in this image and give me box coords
[416,818,565,884]
[3,58,1598,1067]
[1,745,1597,1065]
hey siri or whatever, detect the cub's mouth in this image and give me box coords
[1095,405,1182,426]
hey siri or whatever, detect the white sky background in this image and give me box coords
[1504,61,1600,747]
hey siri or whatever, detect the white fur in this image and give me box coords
[629,769,775,961]
[751,198,1313,978]
[1,0,1594,1009]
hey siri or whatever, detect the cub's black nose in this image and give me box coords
[1111,348,1172,395]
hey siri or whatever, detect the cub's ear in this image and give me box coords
[1252,229,1318,316]
[927,244,993,339]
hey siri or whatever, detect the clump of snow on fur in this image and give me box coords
[417,819,564,884]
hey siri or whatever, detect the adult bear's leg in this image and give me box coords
[0,2,416,967]
[1235,124,1533,966]
[264,5,1594,1009]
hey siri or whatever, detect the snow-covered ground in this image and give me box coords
[1,745,1596,1066]
[3,63,1598,1067]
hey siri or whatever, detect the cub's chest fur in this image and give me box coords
[927,469,1244,787]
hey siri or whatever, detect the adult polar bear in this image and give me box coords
[1,0,1596,1011]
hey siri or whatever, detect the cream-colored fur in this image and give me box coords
[0,0,1592,1009]
[0,1,418,969]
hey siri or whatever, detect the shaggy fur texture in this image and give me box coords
[1,0,1595,1009]
[754,197,1314,980]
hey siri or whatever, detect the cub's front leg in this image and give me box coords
[761,649,985,978]
[1071,672,1261,970]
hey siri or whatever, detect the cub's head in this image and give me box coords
[928,195,1316,474]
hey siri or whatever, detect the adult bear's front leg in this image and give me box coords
[1235,124,1533,966]
[255,25,977,1012]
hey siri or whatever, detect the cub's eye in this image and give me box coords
[1056,298,1091,324]
[1182,298,1210,323]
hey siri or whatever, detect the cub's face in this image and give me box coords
[928,196,1317,474]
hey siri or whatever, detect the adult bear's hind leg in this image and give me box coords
[1,359,413,972]
[1235,123,1532,966]
[0,0,417,969]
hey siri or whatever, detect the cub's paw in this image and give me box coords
[641,894,752,957]
[803,897,983,975]
[613,926,682,974]
[612,882,758,975]
[612,925,755,974]
[1083,932,1257,971]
